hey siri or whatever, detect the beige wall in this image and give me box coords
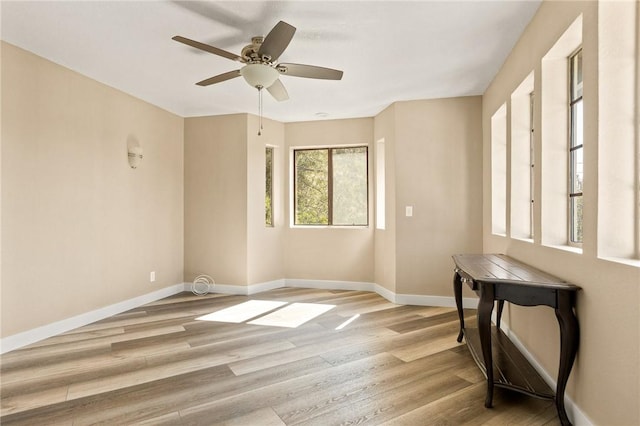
[1,42,184,337]
[246,115,285,285]
[394,98,483,296]
[184,114,248,285]
[482,1,640,424]
[184,114,286,287]
[284,118,375,282]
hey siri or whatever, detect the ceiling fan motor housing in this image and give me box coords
[242,36,272,63]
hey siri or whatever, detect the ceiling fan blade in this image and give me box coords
[267,79,289,102]
[196,70,241,86]
[277,63,343,80]
[172,35,243,62]
[258,21,296,61]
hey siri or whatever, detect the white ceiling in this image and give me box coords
[1,1,540,123]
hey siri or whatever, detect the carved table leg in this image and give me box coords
[496,300,505,329]
[477,283,495,408]
[554,291,579,426]
[453,270,465,342]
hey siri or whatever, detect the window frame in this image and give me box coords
[568,48,583,245]
[292,145,369,227]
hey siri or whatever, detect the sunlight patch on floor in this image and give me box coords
[196,300,336,328]
[248,303,336,328]
[335,314,360,330]
[196,300,287,323]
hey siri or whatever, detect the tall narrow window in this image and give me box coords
[529,92,535,239]
[510,74,534,241]
[491,103,507,236]
[375,139,386,230]
[541,15,582,248]
[569,49,583,244]
[265,147,274,227]
[294,146,368,226]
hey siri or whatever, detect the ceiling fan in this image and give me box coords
[172,21,344,103]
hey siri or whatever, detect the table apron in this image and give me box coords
[493,284,558,308]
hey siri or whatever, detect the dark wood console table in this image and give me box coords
[452,254,581,426]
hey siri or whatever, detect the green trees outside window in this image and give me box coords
[265,147,274,227]
[294,147,368,226]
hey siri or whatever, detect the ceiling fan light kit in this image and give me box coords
[240,64,279,89]
[173,20,343,135]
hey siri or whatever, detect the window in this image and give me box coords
[293,146,368,226]
[529,92,535,239]
[569,49,583,244]
[375,139,385,230]
[491,103,507,236]
[510,73,534,241]
[265,147,274,227]
[541,15,582,249]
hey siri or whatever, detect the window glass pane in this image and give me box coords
[571,50,583,99]
[265,147,273,227]
[332,147,368,226]
[571,100,583,149]
[570,196,583,243]
[294,149,328,225]
[571,147,584,194]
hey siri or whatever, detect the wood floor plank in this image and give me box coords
[179,352,405,424]
[216,407,286,426]
[0,288,566,425]
[273,349,472,425]
[67,339,296,400]
[228,325,397,376]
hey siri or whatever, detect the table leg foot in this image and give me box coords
[453,270,465,343]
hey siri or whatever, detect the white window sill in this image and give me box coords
[542,244,583,255]
[512,237,534,244]
[598,256,640,269]
[290,225,370,230]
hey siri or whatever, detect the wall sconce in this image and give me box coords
[128,145,143,169]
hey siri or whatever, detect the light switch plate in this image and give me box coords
[406,206,413,217]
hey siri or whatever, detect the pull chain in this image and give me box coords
[257,86,263,136]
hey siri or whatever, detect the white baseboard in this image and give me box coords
[285,278,375,292]
[0,283,185,354]
[499,321,593,426]
[184,279,286,296]
[373,283,397,303]
[189,278,479,309]
[396,292,479,309]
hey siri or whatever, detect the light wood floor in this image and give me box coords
[1,288,561,425]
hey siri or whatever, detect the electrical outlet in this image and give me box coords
[150,271,156,282]
[405,206,413,217]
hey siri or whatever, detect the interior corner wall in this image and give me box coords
[482,1,640,424]
[373,104,397,294]
[1,42,184,338]
[246,115,285,285]
[184,114,248,286]
[393,97,483,297]
[284,118,375,282]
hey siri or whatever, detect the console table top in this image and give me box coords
[452,253,581,291]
